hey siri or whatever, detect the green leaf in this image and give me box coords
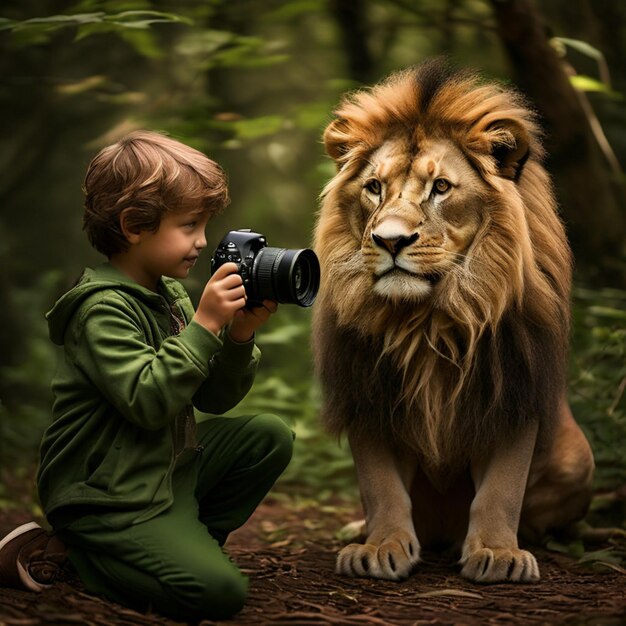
[14,13,106,28]
[553,37,603,61]
[106,10,192,26]
[579,547,625,569]
[570,75,622,99]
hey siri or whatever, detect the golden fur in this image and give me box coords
[312,60,572,480]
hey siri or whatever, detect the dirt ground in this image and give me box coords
[1,496,625,626]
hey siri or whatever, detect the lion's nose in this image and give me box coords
[372,232,419,255]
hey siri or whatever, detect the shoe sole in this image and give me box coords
[0,521,42,552]
[0,521,47,592]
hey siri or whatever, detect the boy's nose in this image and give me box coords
[195,234,207,249]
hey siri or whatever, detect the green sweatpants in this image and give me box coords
[57,413,294,621]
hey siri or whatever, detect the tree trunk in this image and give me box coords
[330,0,375,85]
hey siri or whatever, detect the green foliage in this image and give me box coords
[551,36,623,98]
[546,535,626,572]
[0,10,191,48]
[175,30,289,70]
[0,272,63,465]
[570,287,626,493]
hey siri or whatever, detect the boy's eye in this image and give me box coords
[183,221,197,228]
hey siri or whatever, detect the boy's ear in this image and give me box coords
[119,208,142,245]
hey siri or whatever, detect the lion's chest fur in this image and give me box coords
[314,304,559,478]
[315,310,470,465]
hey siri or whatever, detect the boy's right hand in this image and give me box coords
[193,263,246,336]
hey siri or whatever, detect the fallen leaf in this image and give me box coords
[412,588,484,599]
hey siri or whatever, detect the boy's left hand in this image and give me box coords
[228,300,278,343]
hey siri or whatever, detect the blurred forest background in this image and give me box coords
[0,0,624,534]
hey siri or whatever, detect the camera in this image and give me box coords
[211,229,320,308]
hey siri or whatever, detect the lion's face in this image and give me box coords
[355,136,485,303]
[315,64,571,344]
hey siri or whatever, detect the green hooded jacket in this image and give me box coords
[37,263,260,529]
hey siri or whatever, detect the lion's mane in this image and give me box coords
[312,60,572,477]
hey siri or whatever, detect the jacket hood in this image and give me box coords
[46,263,188,345]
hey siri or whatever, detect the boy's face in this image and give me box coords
[132,206,210,286]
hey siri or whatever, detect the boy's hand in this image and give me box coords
[193,263,247,336]
[229,300,278,343]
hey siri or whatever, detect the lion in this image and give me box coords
[312,59,595,584]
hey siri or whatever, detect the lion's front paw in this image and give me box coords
[460,546,540,583]
[336,531,420,581]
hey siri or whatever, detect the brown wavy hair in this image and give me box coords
[313,60,572,476]
[83,130,230,257]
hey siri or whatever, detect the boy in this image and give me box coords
[0,131,294,620]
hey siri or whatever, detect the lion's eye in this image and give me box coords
[364,178,382,195]
[432,178,451,195]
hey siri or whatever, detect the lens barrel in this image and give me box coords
[253,247,320,307]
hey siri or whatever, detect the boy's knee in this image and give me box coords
[255,413,294,467]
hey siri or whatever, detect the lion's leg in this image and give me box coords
[521,401,594,542]
[337,429,420,580]
[460,421,540,583]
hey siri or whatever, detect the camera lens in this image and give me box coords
[253,247,320,307]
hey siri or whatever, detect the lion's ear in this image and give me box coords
[488,119,530,181]
[323,118,352,162]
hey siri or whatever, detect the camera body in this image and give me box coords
[211,229,267,299]
[211,229,320,308]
